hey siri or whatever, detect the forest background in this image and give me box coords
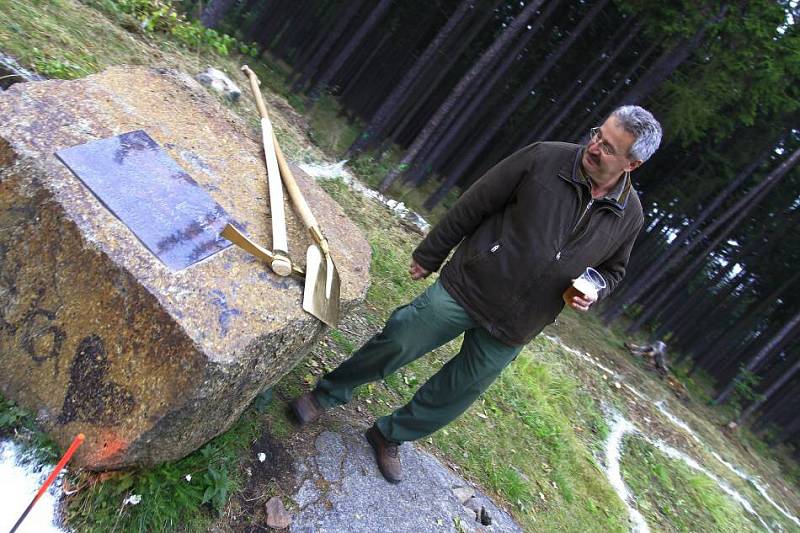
[1,0,800,531]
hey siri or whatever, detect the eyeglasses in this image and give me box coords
[589,127,622,158]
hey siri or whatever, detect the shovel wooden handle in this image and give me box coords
[241,64,292,276]
[272,134,331,256]
[242,64,269,123]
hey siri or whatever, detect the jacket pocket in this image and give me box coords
[464,240,503,267]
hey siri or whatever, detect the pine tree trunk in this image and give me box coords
[717,310,800,406]
[654,263,737,339]
[422,0,610,209]
[618,6,728,105]
[623,148,799,335]
[379,0,546,192]
[690,238,798,366]
[739,347,800,423]
[530,19,642,142]
[347,0,475,157]
[287,1,341,80]
[246,0,289,44]
[404,0,562,185]
[337,32,393,105]
[292,0,367,92]
[567,41,659,142]
[380,5,497,153]
[308,0,394,102]
[341,10,441,119]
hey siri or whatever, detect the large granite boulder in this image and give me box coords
[0,66,371,469]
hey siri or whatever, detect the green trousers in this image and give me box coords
[313,280,522,443]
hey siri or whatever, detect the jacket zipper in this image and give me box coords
[555,197,593,261]
[572,199,594,234]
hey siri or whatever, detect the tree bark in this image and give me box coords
[739,346,800,424]
[529,19,642,142]
[623,146,799,335]
[567,41,659,142]
[404,0,562,185]
[691,234,798,367]
[379,0,546,192]
[346,0,475,157]
[292,0,367,92]
[288,1,342,81]
[380,2,501,156]
[717,308,800,405]
[308,0,394,102]
[618,6,728,105]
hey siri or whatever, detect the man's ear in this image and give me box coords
[625,159,643,172]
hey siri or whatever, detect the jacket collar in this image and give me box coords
[558,145,631,213]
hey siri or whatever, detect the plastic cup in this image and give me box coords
[571,267,606,300]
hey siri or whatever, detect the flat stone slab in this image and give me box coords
[290,428,522,532]
[0,67,371,469]
[55,129,235,270]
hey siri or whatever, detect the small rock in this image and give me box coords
[480,507,492,526]
[265,496,292,529]
[453,486,475,504]
[195,67,241,102]
[464,496,482,518]
[613,381,622,389]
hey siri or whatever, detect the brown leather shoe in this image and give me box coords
[289,392,325,426]
[365,425,403,483]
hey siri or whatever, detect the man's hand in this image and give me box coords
[409,259,431,280]
[563,287,597,312]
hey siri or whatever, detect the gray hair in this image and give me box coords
[610,105,662,162]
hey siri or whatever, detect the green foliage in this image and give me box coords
[31,47,88,79]
[731,369,763,407]
[66,409,260,532]
[91,0,257,57]
[652,0,798,144]
[0,394,59,463]
[0,397,28,430]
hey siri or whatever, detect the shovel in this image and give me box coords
[272,130,341,328]
[239,66,341,327]
[241,65,293,277]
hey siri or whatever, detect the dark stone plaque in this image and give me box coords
[57,130,234,270]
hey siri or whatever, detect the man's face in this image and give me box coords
[582,117,643,181]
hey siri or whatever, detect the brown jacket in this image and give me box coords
[413,142,644,346]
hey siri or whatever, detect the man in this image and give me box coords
[290,105,662,483]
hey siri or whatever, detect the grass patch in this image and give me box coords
[429,345,629,531]
[621,436,763,533]
[0,393,59,463]
[0,0,153,78]
[307,93,361,155]
[328,328,356,355]
[65,407,261,532]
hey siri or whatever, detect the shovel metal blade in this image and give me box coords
[303,244,340,328]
